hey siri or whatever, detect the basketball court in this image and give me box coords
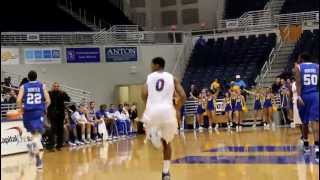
[2,127,319,180]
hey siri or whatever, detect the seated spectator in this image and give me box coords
[107,104,119,139]
[68,105,83,146]
[71,104,92,144]
[4,90,17,103]
[122,103,131,134]
[86,101,101,142]
[114,104,130,136]
[2,77,13,94]
[95,104,109,140]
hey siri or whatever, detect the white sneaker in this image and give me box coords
[68,141,76,146]
[208,126,213,130]
[239,126,242,131]
[198,126,204,131]
[180,127,184,131]
[236,126,239,132]
[252,124,256,128]
[75,140,82,145]
[149,128,161,149]
[83,139,90,144]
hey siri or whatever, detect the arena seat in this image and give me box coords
[280,0,319,14]
[282,29,319,76]
[182,33,277,90]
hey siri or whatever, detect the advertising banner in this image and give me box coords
[105,47,138,62]
[24,47,61,64]
[66,47,100,63]
[1,120,43,156]
[1,48,19,65]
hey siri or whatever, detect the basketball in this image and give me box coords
[6,109,22,120]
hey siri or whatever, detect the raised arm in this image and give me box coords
[174,77,187,107]
[16,86,24,110]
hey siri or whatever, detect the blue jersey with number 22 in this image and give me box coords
[23,81,45,112]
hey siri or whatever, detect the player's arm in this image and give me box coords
[293,64,304,105]
[43,85,51,107]
[16,86,24,110]
[141,83,148,104]
[174,77,187,109]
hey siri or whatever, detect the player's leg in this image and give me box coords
[268,107,273,129]
[228,111,233,128]
[208,110,214,130]
[311,121,319,161]
[234,111,240,131]
[162,139,172,180]
[56,115,65,150]
[31,132,43,169]
[85,123,92,142]
[196,113,204,130]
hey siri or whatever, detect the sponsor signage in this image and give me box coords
[66,47,100,63]
[1,48,19,65]
[1,120,43,155]
[105,47,138,62]
[24,47,61,64]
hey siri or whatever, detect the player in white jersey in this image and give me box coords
[291,78,302,126]
[141,57,186,180]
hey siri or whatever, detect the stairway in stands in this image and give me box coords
[265,0,286,15]
[260,42,296,87]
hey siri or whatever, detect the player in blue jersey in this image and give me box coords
[17,70,51,169]
[293,53,319,161]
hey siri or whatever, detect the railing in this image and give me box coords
[107,25,140,32]
[255,24,290,85]
[219,10,273,29]
[1,31,186,45]
[1,71,92,104]
[274,11,319,25]
[172,33,193,80]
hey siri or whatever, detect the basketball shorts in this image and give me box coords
[298,92,319,124]
[23,110,45,134]
[207,101,214,111]
[234,102,242,111]
[142,104,177,143]
[225,104,232,112]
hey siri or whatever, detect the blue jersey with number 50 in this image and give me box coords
[300,63,319,94]
[23,81,45,112]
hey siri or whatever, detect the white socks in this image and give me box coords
[87,133,91,139]
[82,134,85,140]
[163,160,171,173]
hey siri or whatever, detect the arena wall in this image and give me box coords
[1,44,183,105]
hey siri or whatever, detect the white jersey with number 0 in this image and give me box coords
[143,71,177,143]
[146,71,175,109]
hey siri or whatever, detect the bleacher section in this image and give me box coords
[281,0,319,14]
[224,0,269,19]
[1,0,91,32]
[67,0,134,27]
[284,29,319,73]
[182,33,277,90]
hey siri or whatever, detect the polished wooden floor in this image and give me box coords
[2,127,319,180]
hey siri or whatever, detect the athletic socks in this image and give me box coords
[163,160,171,174]
[82,134,85,141]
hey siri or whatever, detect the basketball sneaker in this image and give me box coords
[315,148,319,163]
[35,155,43,170]
[149,128,162,149]
[303,141,310,153]
[162,172,170,180]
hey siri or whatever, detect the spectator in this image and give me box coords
[47,82,71,150]
[68,105,83,146]
[114,104,129,136]
[4,90,17,104]
[95,104,109,140]
[2,77,13,93]
[189,84,199,99]
[71,104,92,144]
[107,104,119,139]
[234,75,247,89]
[272,77,281,94]
[129,103,139,133]
[86,101,100,142]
